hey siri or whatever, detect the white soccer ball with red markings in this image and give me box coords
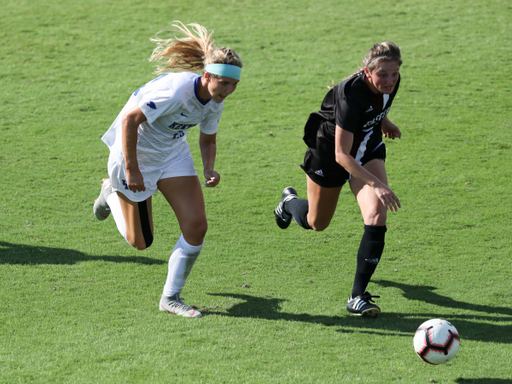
[413,319,460,365]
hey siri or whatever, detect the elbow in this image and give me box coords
[121,115,132,132]
[122,113,138,127]
[335,152,347,167]
[122,111,141,131]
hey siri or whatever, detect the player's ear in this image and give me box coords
[204,71,211,82]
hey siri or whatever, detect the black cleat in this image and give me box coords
[347,292,381,317]
[274,187,298,229]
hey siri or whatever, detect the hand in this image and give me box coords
[382,120,401,140]
[374,184,401,212]
[126,169,146,193]
[204,169,220,188]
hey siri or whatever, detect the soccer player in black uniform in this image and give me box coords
[274,41,402,317]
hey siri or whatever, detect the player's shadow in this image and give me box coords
[373,280,512,317]
[205,290,512,344]
[206,293,345,326]
[0,241,165,265]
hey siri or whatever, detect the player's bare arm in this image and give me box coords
[381,116,401,140]
[335,125,400,212]
[199,131,220,187]
[122,105,148,192]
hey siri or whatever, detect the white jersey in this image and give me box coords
[102,72,223,173]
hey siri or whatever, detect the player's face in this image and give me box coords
[365,61,400,94]
[207,76,239,103]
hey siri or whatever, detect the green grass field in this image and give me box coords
[1,0,512,382]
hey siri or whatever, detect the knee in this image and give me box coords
[181,217,208,242]
[134,242,149,251]
[127,233,154,251]
[311,224,328,232]
[364,211,387,226]
[192,217,208,238]
[308,219,330,232]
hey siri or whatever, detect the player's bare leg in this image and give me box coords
[157,176,207,318]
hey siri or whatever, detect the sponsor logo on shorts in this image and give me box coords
[315,169,324,177]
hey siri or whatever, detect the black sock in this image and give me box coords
[284,198,312,230]
[351,225,387,298]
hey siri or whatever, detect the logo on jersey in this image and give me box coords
[180,112,189,117]
[122,179,129,190]
[365,106,373,113]
[147,101,157,110]
[168,122,196,130]
[363,106,391,128]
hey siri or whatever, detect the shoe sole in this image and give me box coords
[361,308,380,318]
[93,179,111,220]
[347,307,380,318]
[159,304,202,318]
[274,187,297,229]
[274,211,292,229]
[93,199,110,220]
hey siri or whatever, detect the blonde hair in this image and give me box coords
[345,41,402,80]
[149,21,243,75]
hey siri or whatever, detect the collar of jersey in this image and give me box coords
[194,76,211,106]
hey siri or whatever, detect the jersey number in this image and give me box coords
[173,131,185,140]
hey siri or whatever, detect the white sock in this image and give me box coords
[106,192,129,244]
[163,234,202,297]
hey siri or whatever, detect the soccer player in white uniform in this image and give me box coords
[274,42,402,317]
[93,22,243,317]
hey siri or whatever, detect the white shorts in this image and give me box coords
[107,154,197,202]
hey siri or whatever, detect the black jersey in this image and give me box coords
[303,72,400,164]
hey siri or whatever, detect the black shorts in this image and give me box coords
[300,144,386,188]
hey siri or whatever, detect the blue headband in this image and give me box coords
[204,64,241,80]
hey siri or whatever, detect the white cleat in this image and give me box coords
[159,294,202,318]
[93,178,112,220]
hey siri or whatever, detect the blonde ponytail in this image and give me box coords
[149,21,242,75]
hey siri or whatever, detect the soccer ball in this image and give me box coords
[413,319,460,365]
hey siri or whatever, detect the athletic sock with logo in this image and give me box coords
[106,192,130,244]
[351,225,387,298]
[284,198,312,230]
[163,234,202,297]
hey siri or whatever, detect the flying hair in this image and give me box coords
[149,21,242,75]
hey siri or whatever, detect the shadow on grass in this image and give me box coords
[206,293,344,326]
[205,290,512,344]
[374,280,512,317]
[0,241,165,265]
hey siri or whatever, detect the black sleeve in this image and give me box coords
[334,92,362,134]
